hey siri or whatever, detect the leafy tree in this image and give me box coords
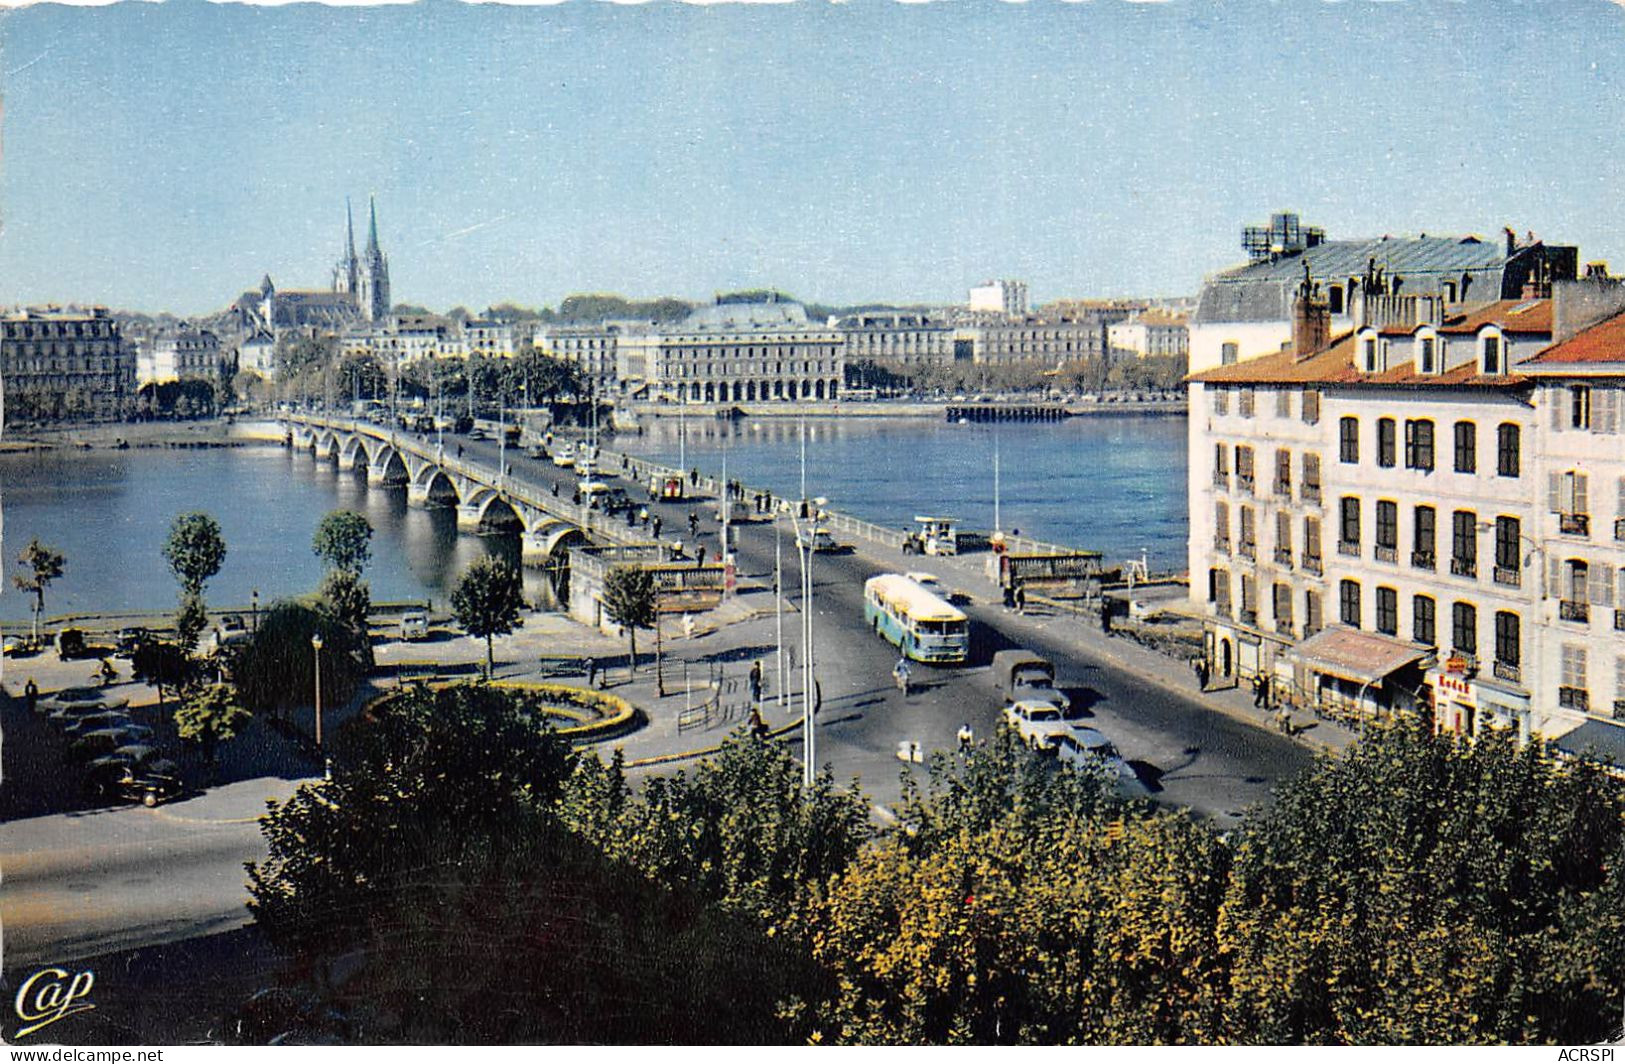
[320,568,372,640]
[130,639,199,710]
[175,683,251,766]
[312,510,373,577]
[175,591,210,652]
[1217,717,1625,1045]
[450,555,525,678]
[232,601,367,719]
[163,511,226,598]
[12,537,65,644]
[600,565,657,679]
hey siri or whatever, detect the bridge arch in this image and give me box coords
[458,488,523,535]
[411,466,460,508]
[338,435,369,471]
[368,447,410,486]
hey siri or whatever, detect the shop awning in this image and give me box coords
[1553,720,1625,766]
[1288,628,1431,686]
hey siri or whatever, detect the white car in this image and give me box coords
[1003,699,1072,750]
[797,527,838,553]
[400,612,429,641]
[1053,728,1147,795]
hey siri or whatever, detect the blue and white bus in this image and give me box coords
[863,574,970,664]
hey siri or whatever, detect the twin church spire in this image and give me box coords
[333,194,390,323]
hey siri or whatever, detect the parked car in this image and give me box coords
[116,627,149,654]
[796,526,839,553]
[1004,699,1073,751]
[69,729,146,763]
[992,649,1067,709]
[57,628,88,660]
[62,711,134,737]
[400,612,429,642]
[1053,729,1147,796]
[47,699,127,725]
[3,635,24,657]
[115,761,184,807]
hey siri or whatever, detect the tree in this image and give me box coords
[175,683,251,767]
[232,601,367,720]
[130,639,199,710]
[12,537,65,644]
[450,555,525,678]
[320,569,372,639]
[175,591,210,652]
[163,512,226,597]
[600,566,657,679]
[312,510,373,577]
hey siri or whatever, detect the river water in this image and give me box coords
[0,414,1187,622]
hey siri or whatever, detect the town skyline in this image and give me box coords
[4,1,1625,316]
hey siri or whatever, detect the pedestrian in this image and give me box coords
[749,660,763,704]
[695,548,706,570]
[457,444,464,459]
[1275,705,1293,735]
[24,677,38,714]
[1014,585,1026,614]
[1195,658,1209,691]
[552,481,560,497]
[1003,586,1016,610]
[639,507,650,527]
[749,700,767,736]
[957,722,974,752]
[652,516,663,539]
[1252,675,1267,708]
[688,511,699,538]
[586,656,598,688]
[1100,602,1113,635]
[690,467,699,486]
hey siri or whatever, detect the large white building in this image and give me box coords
[1187,271,1625,758]
[969,279,1029,318]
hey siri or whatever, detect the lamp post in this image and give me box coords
[311,632,327,779]
[251,588,259,635]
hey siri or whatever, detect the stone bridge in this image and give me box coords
[283,415,646,566]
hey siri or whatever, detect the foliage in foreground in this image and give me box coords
[242,694,1625,1046]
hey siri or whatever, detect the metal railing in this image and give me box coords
[1493,566,1521,588]
[1301,483,1322,504]
[1560,600,1591,623]
[1493,660,1522,685]
[1274,547,1293,566]
[1559,686,1590,712]
[1301,554,1323,575]
[1213,535,1230,555]
[1450,556,1477,578]
[1560,512,1591,537]
[1411,550,1435,571]
[1337,540,1361,558]
[1374,544,1397,564]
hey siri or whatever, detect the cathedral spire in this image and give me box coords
[346,197,357,260]
[367,194,380,255]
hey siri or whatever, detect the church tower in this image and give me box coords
[332,198,360,297]
[356,195,391,323]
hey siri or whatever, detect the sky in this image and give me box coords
[1,0,1624,316]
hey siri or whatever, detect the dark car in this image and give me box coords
[63,711,133,737]
[116,627,150,654]
[57,628,88,660]
[117,760,183,807]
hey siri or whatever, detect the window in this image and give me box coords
[1413,505,1436,568]
[1275,389,1291,418]
[1362,336,1379,372]
[1236,446,1255,491]
[1497,423,1520,477]
[1340,580,1362,628]
[1275,449,1292,495]
[1454,421,1476,474]
[1239,506,1256,556]
[1405,419,1435,471]
[1304,516,1322,566]
[1302,389,1321,425]
[1340,497,1361,552]
[1239,389,1256,418]
[1572,385,1592,430]
[1214,442,1229,476]
[1221,342,1238,366]
[1305,590,1324,635]
[1211,388,1229,416]
[1340,416,1360,463]
[1419,335,1437,374]
[1482,334,1501,375]
[1377,418,1396,467]
[1274,582,1293,627]
[1276,509,1293,562]
[1495,517,1521,576]
[1240,574,1257,620]
[1414,595,1437,646]
[1328,285,1344,315]
[1302,452,1322,499]
[1452,602,1478,656]
[1551,471,1591,527]
[1209,569,1230,611]
[1561,644,1589,710]
[1452,510,1478,577]
[1494,612,1520,669]
[1214,501,1230,546]
[1375,587,1398,635]
[1376,501,1398,556]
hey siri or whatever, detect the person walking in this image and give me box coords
[749,660,763,705]
[652,516,663,540]
[688,511,700,539]
[695,548,706,570]
[957,722,974,752]
[1002,586,1016,611]
[1014,585,1026,614]
[586,656,598,689]
[892,657,912,696]
[1252,674,1267,708]
[24,677,38,714]
[1194,658,1209,691]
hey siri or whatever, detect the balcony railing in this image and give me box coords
[1237,473,1255,495]
[1302,483,1322,504]
[1560,512,1590,537]
[1212,470,1230,490]
[1273,547,1295,567]
[1450,556,1477,578]
[1301,554,1323,576]
[1559,686,1590,712]
[1212,535,1230,555]
[1274,479,1292,498]
[1276,620,1297,638]
[1237,541,1256,560]
[1337,540,1361,558]
[1616,608,1625,632]
[1412,550,1436,571]
[1616,516,1625,543]
[1560,600,1590,623]
[1374,544,1397,564]
[1493,566,1521,588]
[1493,660,1522,685]
[1239,608,1258,627]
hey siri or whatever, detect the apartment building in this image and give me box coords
[1188,276,1625,752]
[836,311,958,369]
[1,306,135,420]
[533,322,632,393]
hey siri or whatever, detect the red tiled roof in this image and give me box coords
[1525,310,1625,365]
[1438,298,1553,335]
[1188,329,1527,389]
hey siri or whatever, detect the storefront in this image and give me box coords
[1286,627,1432,719]
[1427,656,1532,743]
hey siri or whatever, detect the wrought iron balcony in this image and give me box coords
[1239,608,1259,627]
[1301,482,1322,504]
[1411,550,1435,571]
[1237,541,1256,560]
[1301,554,1323,576]
[1274,479,1292,498]
[1616,608,1625,632]
[1212,535,1230,555]
[1450,556,1477,578]
[1559,686,1590,712]
[1493,566,1521,588]
[1560,512,1590,537]
[1374,545,1397,564]
[1212,470,1230,489]
[1276,620,1297,639]
[1274,547,1294,566]
[1560,600,1590,623]
[1492,660,1522,685]
[1237,473,1255,495]
[1616,517,1625,543]
[1337,540,1361,558]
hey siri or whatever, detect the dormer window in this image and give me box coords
[1481,331,1503,375]
[1417,329,1439,375]
[1360,330,1381,372]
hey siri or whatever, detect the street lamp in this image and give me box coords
[251,588,259,634]
[311,631,328,779]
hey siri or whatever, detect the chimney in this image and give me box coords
[1292,262,1331,361]
[1505,227,1518,257]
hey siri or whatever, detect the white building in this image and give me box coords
[969,279,1029,318]
[1107,309,1190,359]
[533,321,635,393]
[1187,274,1625,756]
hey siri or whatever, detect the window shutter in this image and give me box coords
[1577,474,1590,514]
[1593,563,1616,609]
[1552,389,1565,430]
[1549,472,1562,512]
[1549,555,1563,597]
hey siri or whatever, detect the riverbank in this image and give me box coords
[621,397,1186,420]
[0,418,283,452]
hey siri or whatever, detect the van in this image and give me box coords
[992,649,1066,708]
[400,612,429,641]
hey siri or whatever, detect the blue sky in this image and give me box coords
[2,0,1623,315]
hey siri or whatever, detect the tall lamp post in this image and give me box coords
[311,632,328,779]
[251,588,259,635]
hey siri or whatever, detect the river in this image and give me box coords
[0,413,1187,622]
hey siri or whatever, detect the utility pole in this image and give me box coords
[993,430,1002,534]
[776,511,786,711]
[801,521,815,787]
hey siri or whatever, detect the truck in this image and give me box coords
[991,648,1067,709]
